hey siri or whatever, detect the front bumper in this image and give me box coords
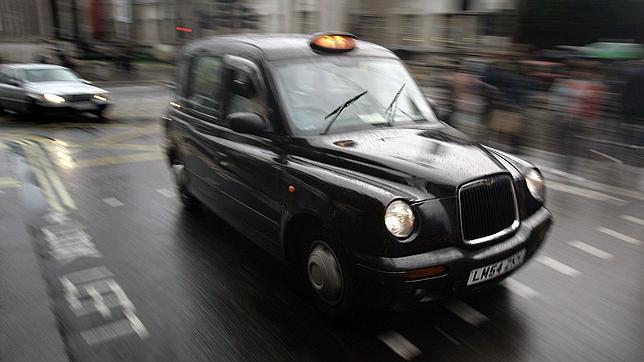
[353,207,552,309]
[32,102,110,115]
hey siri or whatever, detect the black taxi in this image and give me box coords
[162,32,552,319]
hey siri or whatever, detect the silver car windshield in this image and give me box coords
[25,69,78,83]
[270,57,438,136]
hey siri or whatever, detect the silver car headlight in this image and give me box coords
[43,93,65,104]
[384,200,416,239]
[93,94,109,102]
[525,168,545,202]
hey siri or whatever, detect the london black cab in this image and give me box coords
[162,32,552,319]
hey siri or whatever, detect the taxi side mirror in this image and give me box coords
[227,112,270,135]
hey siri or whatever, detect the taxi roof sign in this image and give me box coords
[310,32,356,52]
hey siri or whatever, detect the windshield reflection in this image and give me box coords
[271,58,438,135]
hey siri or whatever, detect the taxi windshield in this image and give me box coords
[271,57,439,135]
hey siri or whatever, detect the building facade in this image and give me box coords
[0,0,516,62]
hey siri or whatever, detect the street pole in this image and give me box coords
[49,0,60,39]
[71,0,80,49]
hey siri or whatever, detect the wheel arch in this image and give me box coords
[282,212,327,265]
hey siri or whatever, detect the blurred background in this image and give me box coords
[1,0,642,168]
[1,2,643,361]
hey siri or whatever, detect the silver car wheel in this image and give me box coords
[307,240,344,306]
[172,163,190,202]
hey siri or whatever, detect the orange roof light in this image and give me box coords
[310,32,356,52]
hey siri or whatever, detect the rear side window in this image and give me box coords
[186,56,223,118]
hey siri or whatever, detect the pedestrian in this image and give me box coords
[550,60,605,170]
[448,60,487,141]
[483,59,530,153]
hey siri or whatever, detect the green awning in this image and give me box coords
[579,42,644,60]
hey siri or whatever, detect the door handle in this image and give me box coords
[216,152,229,167]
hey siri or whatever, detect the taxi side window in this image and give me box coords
[186,56,223,118]
[225,69,264,120]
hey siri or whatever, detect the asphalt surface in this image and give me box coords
[1,85,643,361]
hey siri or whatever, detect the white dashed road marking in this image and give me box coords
[445,301,489,326]
[434,326,460,345]
[620,215,644,226]
[102,197,124,207]
[568,240,614,260]
[596,227,643,246]
[156,188,175,198]
[378,330,422,360]
[589,149,623,164]
[504,277,539,299]
[535,255,581,277]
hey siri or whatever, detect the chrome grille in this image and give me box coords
[66,94,92,102]
[458,175,518,245]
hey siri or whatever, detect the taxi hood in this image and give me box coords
[25,81,107,96]
[302,127,512,199]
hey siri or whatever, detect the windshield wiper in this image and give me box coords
[320,90,368,135]
[384,83,406,125]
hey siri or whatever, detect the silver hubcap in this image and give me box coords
[307,241,343,306]
[172,163,185,184]
[172,163,189,199]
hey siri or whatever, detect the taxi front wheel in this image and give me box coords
[300,227,359,321]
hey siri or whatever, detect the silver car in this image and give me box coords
[0,64,111,119]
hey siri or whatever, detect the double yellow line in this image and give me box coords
[21,141,76,212]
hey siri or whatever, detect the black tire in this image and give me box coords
[300,226,360,321]
[171,160,200,211]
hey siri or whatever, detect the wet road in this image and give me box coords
[1,86,643,361]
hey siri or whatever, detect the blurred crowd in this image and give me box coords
[31,44,136,73]
[444,52,644,168]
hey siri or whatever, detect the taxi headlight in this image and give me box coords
[385,200,416,239]
[43,93,65,104]
[525,168,545,202]
[93,94,108,102]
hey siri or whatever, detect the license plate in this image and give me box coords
[73,102,97,110]
[467,249,526,286]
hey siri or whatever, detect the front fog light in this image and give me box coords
[525,168,545,202]
[43,93,65,104]
[385,200,416,239]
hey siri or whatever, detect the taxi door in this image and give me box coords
[215,55,283,255]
